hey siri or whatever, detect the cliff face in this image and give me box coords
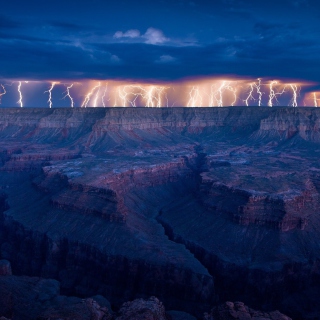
[0,107,320,319]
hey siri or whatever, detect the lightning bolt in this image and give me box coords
[314,93,318,107]
[63,84,74,108]
[117,86,138,107]
[187,86,202,107]
[215,82,225,107]
[101,84,109,107]
[244,83,255,106]
[289,84,299,107]
[145,86,155,107]
[209,85,216,107]
[211,81,237,107]
[254,79,263,107]
[116,85,169,107]
[93,82,101,107]
[146,86,159,107]
[145,85,168,107]
[81,82,101,108]
[268,81,286,107]
[17,81,23,107]
[226,83,237,106]
[116,87,127,107]
[0,84,6,104]
[45,82,57,108]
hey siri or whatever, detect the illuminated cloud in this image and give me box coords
[156,55,176,63]
[110,55,121,63]
[113,28,169,45]
[143,28,168,44]
[113,29,141,39]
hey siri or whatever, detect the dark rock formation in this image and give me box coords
[0,273,113,320]
[116,297,167,320]
[0,266,292,320]
[0,107,320,319]
[204,302,291,320]
[0,260,12,276]
[167,310,197,320]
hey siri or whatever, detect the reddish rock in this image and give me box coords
[116,297,168,320]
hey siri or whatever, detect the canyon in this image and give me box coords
[0,107,319,319]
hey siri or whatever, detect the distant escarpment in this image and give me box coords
[0,107,320,319]
[0,107,319,146]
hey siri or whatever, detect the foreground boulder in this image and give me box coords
[204,302,292,320]
[116,297,168,320]
[0,274,112,320]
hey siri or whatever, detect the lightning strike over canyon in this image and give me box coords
[63,84,75,108]
[314,93,319,107]
[289,84,299,107]
[117,86,139,107]
[254,79,263,107]
[244,83,256,107]
[187,86,203,107]
[45,82,58,108]
[268,81,286,107]
[0,78,316,108]
[17,81,24,108]
[215,82,226,107]
[0,85,6,104]
[93,82,101,108]
[114,85,169,108]
[211,81,238,107]
[145,86,168,108]
[82,82,101,108]
[101,84,108,108]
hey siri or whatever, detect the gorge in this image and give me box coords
[0,107,320,319]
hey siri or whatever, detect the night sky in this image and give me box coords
[0,0,320,107]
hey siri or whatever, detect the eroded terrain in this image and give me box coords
[0,107,319,319]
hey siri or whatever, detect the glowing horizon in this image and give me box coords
[0,77,319,108]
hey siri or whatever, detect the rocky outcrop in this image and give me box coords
[200,177,310,231]
[0,272,113,320]
[204,302,291,320]
[116,297,167,320]
[34,155,196,221]
[0,107,320,148]
[39,298,113,320]
[257,108,320,142]
[0,266,293,320]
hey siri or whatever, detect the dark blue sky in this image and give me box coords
[1,0,320,82]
